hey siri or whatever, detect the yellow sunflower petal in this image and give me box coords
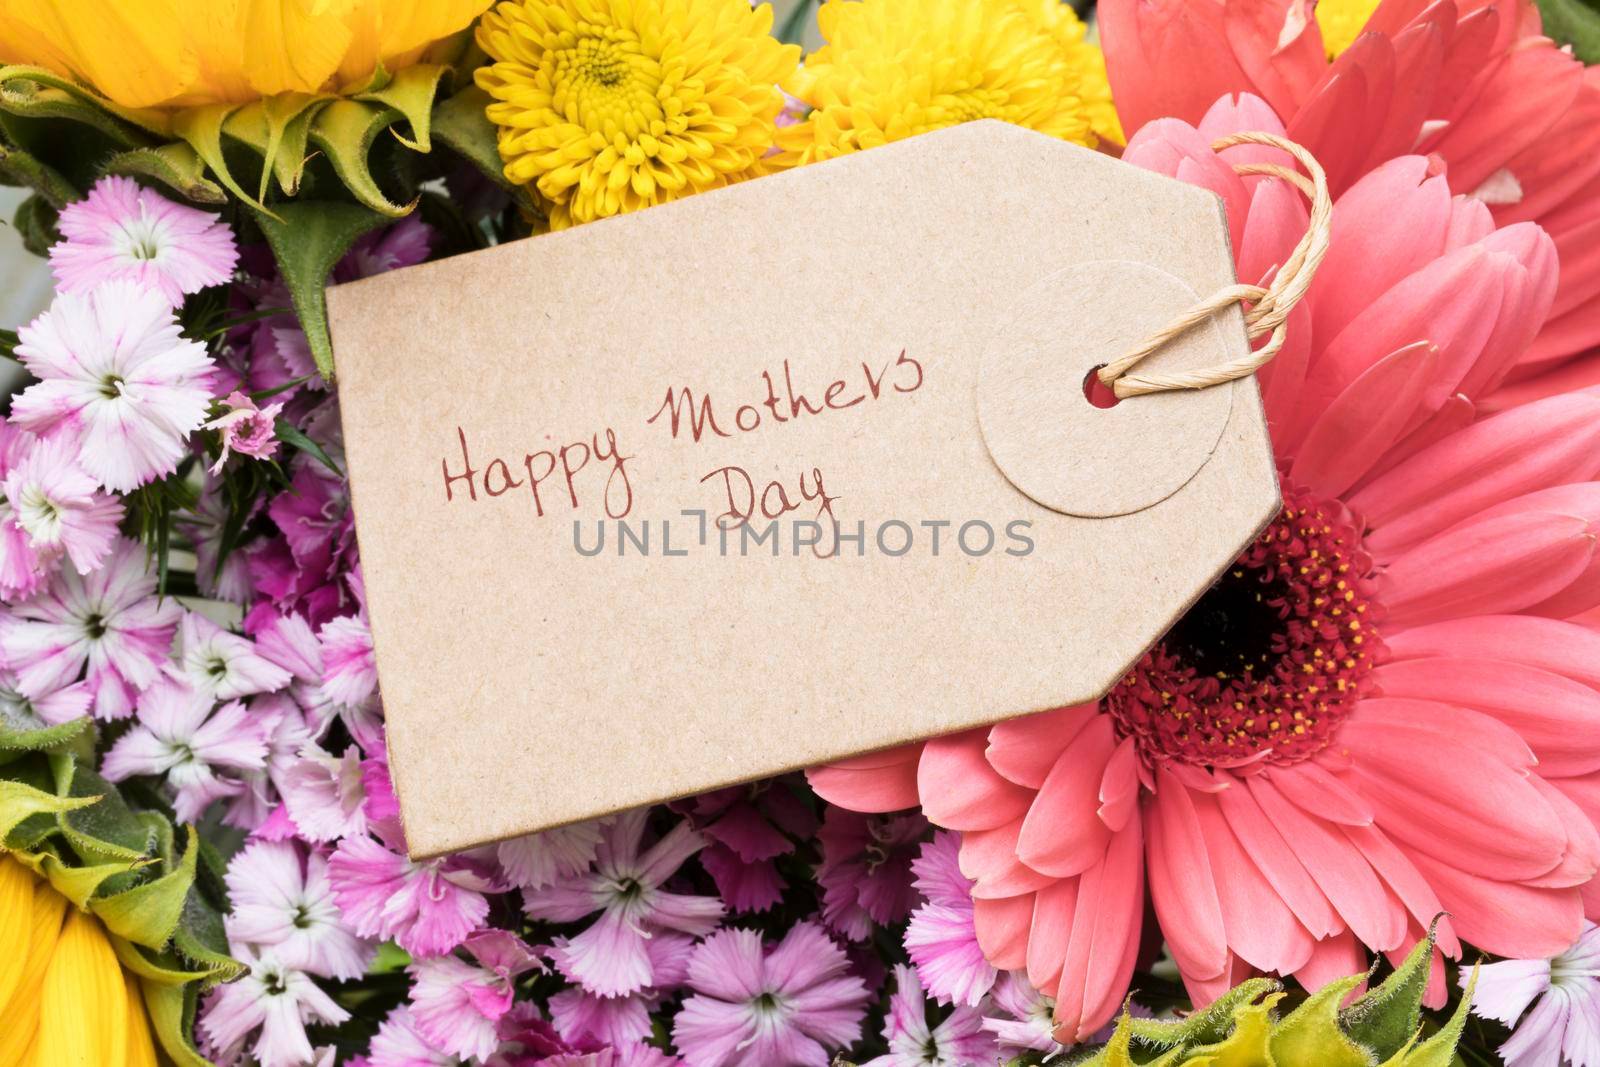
[27,909,129,1067]
[0,0,199,109]
[237,0,358,97]
[0,872,66,1065]
[0,857,32,1019]
[124,974,160,1067]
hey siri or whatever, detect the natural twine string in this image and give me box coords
[1097,132,1333,400]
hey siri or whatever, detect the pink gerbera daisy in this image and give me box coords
[811,97,1600,1041]
[671,923,869,1067]
[0,536,181,719]
[11,281,215,492]
[50,175,238,305]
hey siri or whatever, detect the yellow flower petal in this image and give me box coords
[0,857,32,1019]
[0,870,66,1065]
[475,0,799,227]
[27,909,129,1067]
[0,0,487,108]
[0,0,199,108]
[124,974,160,1067]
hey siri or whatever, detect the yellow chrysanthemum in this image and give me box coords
[0,0,492,109]
[1020,0,1124,145]
[775,0,1103,166]
[0,856,159,1067]
[474,0,801,229]
[1316,0,1383,59]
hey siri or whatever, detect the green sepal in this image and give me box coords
[1187,993,1284,1064]
[1119,979,1282,1051]
[104,142,227,204]
[1342,920,1442,1058]
[93,825,198,950]
[223,92,325,201]
[0,65,169,136]
[141,978,217,1067]
[0,777,98,841]
[57,764,153,864]
[0,712,92,753]
[254,199,389,379]
[0,142,78,208]
[172,102,267,213]
[12,192,60,255]
[1536,0,1600,63]
[431,84,534,209]
[112,934,236,987]
[357,62,448,151]
[1270,976,1371,1067]
[21,846,148,909]
[0,82,145,149]
[173,880,248,984]
[1397,966,1478,1067]
[308,98,416,216]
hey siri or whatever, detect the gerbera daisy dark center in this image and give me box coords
[1106,478,1379,769]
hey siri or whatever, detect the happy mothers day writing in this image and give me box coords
[439,349,927,537]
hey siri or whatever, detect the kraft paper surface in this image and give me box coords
[327,119,1281,858]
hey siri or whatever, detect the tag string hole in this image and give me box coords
[1099,132,1332,400]
[1083,365,1121,409]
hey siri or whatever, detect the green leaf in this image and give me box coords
[275,417,343,476]
[776,0,817,45]
[357,63,448,152]
[307,98,416,216]
[93,826,199,950]
[104,142,227,204]
[141,979,219,1067]
[253,199,389,380]
[1536,0,1600,63]
[1343,922,1442,1058]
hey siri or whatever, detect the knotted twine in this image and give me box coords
[1097,132,1333,400]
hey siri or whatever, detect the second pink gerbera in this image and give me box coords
[812,96,1600,1042]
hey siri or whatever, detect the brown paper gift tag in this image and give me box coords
[327,119,1280,859]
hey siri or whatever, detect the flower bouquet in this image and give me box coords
[1,0,1599,1064]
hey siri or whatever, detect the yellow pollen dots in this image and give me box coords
[1105,479,1382,768]
[475,0,801,228]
